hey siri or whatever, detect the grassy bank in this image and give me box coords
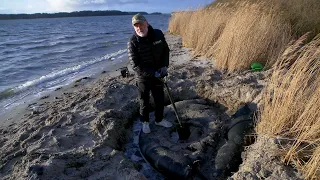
[168,0,320,179]
[168,0,320,72]
[257,34,320,179]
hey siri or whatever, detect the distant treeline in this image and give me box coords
[0,11,162,20]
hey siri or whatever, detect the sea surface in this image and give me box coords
[0,15,170,117]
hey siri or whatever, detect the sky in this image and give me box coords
[0,0,212,14]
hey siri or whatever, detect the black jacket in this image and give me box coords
[127,25,170,80]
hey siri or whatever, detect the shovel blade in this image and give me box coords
[177,125,190,140]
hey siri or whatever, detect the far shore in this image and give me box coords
[0,11,166,21]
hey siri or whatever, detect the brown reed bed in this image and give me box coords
[257,33,320,179]
[168,0,320,72]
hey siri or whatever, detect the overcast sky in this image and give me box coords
[0,0,212,14]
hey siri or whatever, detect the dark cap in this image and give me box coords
[132,13,147,25]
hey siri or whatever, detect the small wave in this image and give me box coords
[0,88,15,101]
[104,32,115,36]
[117,54,127,59]
[5,43,21,47]
[37,48,75,57]
[31,39,48,43]
[2,50,16,55]
[3,39,48,48]
[74,34,107,42]
[13,49,127,92]
[24,35,108,51]
[25,41,76,51]
[64,35,77,39]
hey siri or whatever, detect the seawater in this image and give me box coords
[0,15,170,117]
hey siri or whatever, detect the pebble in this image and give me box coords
[31,111,39,115]
[40,95,49,100]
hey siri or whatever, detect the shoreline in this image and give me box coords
[0,59,129,128]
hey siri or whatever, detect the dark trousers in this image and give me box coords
[136,78,164,123]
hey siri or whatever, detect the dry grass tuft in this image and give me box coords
[257,34,320,179]
[305,147,320,179]
[168,11,193,37]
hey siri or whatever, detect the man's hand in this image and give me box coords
[155,71,161,78]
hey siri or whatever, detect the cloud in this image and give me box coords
[0,7,12,13]
[83,0,106,5]
[46,0,78,12]
[46,0,148,12]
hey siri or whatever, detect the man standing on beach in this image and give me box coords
[127,13,172,134]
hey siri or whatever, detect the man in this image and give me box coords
[127,13,172,133]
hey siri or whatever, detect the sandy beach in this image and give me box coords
[0,34,303,180]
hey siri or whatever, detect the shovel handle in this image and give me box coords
[160,79,183,127]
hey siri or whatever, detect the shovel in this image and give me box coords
[159,78,190,140]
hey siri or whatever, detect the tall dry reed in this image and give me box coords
[168,0,320,72]
[210,2,291,71]
[257,34,320,179]
[168,10,193,37]
[169,1,291,72]
[211,0,320,40]
[209,0,320,37]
